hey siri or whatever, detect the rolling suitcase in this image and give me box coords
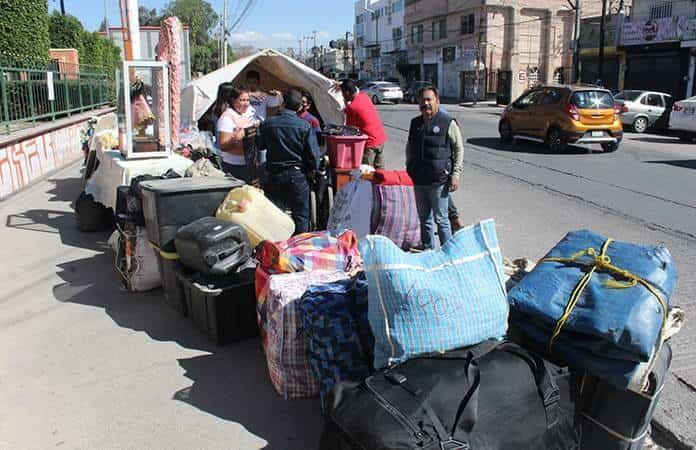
[175,217,252,276]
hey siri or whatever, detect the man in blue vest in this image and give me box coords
[406,86,464,249]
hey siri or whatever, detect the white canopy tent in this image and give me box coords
[180,49,345,126]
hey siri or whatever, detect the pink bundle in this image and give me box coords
[157,16,182,148]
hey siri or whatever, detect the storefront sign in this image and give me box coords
[622,16,696,46]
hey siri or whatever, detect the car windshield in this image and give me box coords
[615,91,642,101]
[571,90,614,109]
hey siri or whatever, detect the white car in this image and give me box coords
[669,96,696,141]
[364,81,403,104]
[614,90,672,133]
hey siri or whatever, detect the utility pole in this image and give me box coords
[312,30,318,70]
[298,39,303,61]
[573,0,582,83]
[222,0,228,67]
[598,0,607,85]
[60,0,66,15]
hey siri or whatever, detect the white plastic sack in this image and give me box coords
[114,227,161,292]
[327,177,373,239]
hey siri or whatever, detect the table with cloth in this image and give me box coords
[84,150,192,209]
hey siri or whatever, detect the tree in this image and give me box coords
[0,0,50,65]
[161,0,219,45]
[98,18,108,32]
[49,11,84,50]
[138,6,161,26]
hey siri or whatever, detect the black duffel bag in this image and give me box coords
[320,340,579,450]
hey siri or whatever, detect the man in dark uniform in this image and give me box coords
[258,89,321,234]
[406,86,464,249]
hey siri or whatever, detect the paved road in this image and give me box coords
[0,104,694,449]
[377,103,696,448]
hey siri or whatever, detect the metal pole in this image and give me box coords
[60,0,66,15]
[573,0,582,83]
[313,30,318,70]
[598,0,607,85]
[222,0,228,66]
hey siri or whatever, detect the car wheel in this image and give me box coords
[498,120,513,144]
[601,142,619,153]
[632,117,648,133]
[372,95,379,105]
[547,127,567,152]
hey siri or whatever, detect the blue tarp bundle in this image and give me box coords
[509,229,677,388]
[299,273,374,413]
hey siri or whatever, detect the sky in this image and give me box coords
[48,0,355,51]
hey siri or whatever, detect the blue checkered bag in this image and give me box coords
[360,219,509,369]
[299,273,374,413]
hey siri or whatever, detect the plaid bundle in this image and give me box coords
[256,230,361,274]
[371,184,421,250]
[264,270,349,399]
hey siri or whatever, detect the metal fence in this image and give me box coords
[0,61,114,133]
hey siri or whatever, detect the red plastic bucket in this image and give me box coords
[325,134,369,169]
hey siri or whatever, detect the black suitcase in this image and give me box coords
[174,217,251,275]
[75,191,114,232]
[139,177,244,251]
[576,343,672,450]
[320,340,579,450]
[177,266,258,345]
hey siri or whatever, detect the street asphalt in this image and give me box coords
[0,103,693,449]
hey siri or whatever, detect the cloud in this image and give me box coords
[271,32,296,41]
[229,31,268,44]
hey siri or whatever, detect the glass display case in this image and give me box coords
[117,61,171,159]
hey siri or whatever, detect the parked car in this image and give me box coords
[613,90,673,133]
[669,95,696,141]
[498,85,623,153]
[403,80,431,103]
[364,81,404,104]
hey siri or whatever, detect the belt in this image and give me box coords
[268,165,302,175]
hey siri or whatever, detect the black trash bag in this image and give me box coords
[75,191,114,232]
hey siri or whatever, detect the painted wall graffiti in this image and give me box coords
[0,122,84,200]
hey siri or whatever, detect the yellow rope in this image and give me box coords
[539,238,668,353]
[148,241,179,260]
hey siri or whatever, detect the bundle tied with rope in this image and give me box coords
[539,237,669,354]
[507,230,678,390]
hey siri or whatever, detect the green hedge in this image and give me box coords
[0,0,50,64]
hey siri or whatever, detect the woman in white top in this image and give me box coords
[213,83,261,182]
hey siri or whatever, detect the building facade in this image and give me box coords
[354,0,407,80]
[619,0,696,99]
[402,0,578,102]
[100,26,192,86]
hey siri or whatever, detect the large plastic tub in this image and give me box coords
[139,177,244,251]
[177,267,258,345]
[325,134,368,169]
[155,252,188,316]
[215,185,294,247]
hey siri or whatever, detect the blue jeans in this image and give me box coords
[414,183,452,249]
[264,167,310,234]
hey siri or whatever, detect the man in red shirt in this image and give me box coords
[334,79,387,168]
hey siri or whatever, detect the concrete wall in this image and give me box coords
[0,110,113,200]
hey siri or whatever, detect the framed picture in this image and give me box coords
[118,61,171,159]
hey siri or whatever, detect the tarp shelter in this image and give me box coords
[180,49,344,126]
